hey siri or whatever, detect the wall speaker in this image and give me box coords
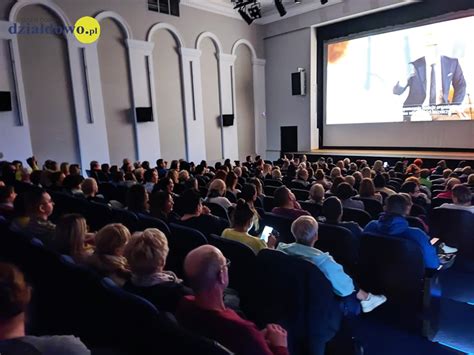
[222,114,234,127]
[0,91,12,112]
[291,69,306,96]
[136,107,153,122]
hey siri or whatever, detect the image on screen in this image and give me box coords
[325,15,474,125]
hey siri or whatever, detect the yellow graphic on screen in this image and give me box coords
[74,16,101,44]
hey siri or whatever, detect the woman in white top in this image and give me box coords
[205,178,233,210]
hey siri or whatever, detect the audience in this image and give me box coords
[206,179,233,210]
[123,229,192,313]
[126,184,149,215]
[436,178,462,200]
[374,174,395,196]
[222,199,276,254]
[306,183,325,205]
[177,189,229,237]
[278,216,386,312]
[357,178,382,204]
[272,186,310,219]
[363,195,441,269]
[53,214,94,263]
[0,263,91,353]
[86,223,131,286]
[177,245,289,355]
[336,183,364,210]
[439,184,474,213]
[19,189,56,246]
[149,190,177,223]
[322,197,363,239]
[0,185,16,220]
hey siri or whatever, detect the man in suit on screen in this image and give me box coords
[393,33,467,121]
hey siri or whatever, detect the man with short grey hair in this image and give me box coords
[278,216,386,313]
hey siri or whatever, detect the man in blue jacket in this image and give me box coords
[364,194,440,269]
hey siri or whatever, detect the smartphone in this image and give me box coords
[383,161,389,168]
[430,238,439,245]
[260,226,273,243]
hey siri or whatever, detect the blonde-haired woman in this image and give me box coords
[87,223,131,286]
[54,214,94,263]
[123,228,192,312]
[205,179,233,210]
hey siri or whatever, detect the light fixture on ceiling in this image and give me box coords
[274,0,287,17]
[233,0,262,25]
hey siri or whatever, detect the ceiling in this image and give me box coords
[180,0,342,25]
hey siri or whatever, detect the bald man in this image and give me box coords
[177,245,289,355]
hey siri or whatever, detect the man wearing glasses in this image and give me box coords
[177,245,289,355]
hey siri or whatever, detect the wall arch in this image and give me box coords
[231,39,257,59]
[95,11,133,40]
[9,0,72,27]
[196,31,223,54]
[147,23,185,48]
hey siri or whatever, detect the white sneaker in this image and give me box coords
[441,244,458,254]
[361,293,387,313]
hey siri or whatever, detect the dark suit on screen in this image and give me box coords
[393,56,467,107]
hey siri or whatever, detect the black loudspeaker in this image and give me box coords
[0,91,12,112]
[291,70,306,96]
[281,126,298,153]
[222,114,234,127]
[136,107,153,122]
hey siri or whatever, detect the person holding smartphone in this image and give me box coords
[221,199,277,254]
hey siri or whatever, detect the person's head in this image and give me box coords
[309,184,325,204]
[442,169,453,179]
[55,214,88,257]
[248,177,263,196]
[69,164,81,176]
[359,178,376,198]
[81,178,98,197]
[445,178,461,191]
[231,199,255,231]
[297,168,308,181]
[144,168,159,184]
[329,167,341,180]
[170,160,180,171]
[181,189,203,215]
[322,196,343,223]
[314,169,325,181]
[272,169,282,180]
[373,174,386,188]
[361,167,372,179]
[133,168,145,183]
[344,175,355,187]
[335,182,355,201]
[406,164,420,176]
[241,183,257,204]
[385,194,409,216]
[149,190,174,217]
[126,184,148,213]
[233,167,242,177]
[95,223,130,256]
[0,263,31,331]
[179,170,190,183]
[398,193,413,215]
[400,181,420,198]
[419,169,430,179]
[413,158,423,168]
[63,174,84,191]
[214,170,227,182]
[208,179,226,198]
[125,229,169,276]
[291,216,319,247]
[101,163,110,174]
[166,169,178,184]
[90,161,100,171]
[0,185,16,205]
[274,186,293,208]
[184,245,229,295]
[24,188,53,219]
[60,162,69,176]
[50,171,65,187]
[452,184,472,206]
[468,174,474,185]
[373,160,384,172]
[29,170,42,186]
[158,177,174,194]
[225,172,238,191]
